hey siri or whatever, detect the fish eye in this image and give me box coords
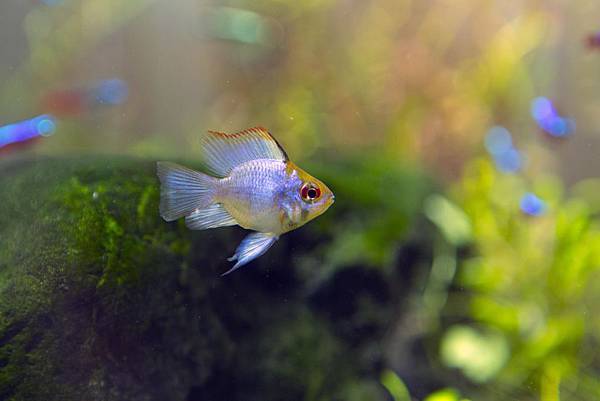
[300,183,321,202]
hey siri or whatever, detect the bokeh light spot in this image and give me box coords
[485,126,513,155]
[494,148,522,173]
[531,97,575,137]
[94,79,129,105]
[441,325,509,383]
[520,192,546,216]
[531,97,554,121]
[209,7,270,45]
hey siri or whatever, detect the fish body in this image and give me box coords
[157,127,334,275]
[218,159,331,233]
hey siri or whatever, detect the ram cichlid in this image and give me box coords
[157,127,334,275]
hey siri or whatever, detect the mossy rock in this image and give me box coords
[0,156,420,401]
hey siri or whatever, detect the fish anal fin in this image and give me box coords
[202,127,288,177]
[185,204,238,230]
[222,232,279,276]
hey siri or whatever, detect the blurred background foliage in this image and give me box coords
[1,0,599,400]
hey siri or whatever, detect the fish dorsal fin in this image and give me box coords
[201,127,289,177]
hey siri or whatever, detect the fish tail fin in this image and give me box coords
[157,161,218,222]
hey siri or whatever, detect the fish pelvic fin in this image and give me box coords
[222,232,279,276]
[157,161,218,222]
[201,127,288,177]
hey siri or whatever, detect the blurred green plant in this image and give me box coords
[381,369,471,401]
[381,369,411,401]
[293,155,433,282]
[437,158,600,400]
[424,388,470,401]
[440,325,509,383]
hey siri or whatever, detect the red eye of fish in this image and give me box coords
[301,183,321,202]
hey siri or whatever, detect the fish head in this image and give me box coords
[286,162,334,225]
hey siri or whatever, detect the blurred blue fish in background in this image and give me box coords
[92,79,129,106]
[531,97,575,138]
[42,79,128,117]
[484,126,523,173]
[0,114,56,152]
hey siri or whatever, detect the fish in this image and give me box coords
[0,114,56,153]
[157,127,334,275]
[41,79,128,117]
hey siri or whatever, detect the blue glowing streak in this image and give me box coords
[93,79,129,106]
[520,193,546,216]
[485,126,513,155]
[0,114,56,148]
[530,97,575,138]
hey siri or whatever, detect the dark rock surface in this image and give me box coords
[0,157,433,401]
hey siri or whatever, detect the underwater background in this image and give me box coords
[1,1,600,400]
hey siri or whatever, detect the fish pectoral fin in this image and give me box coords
[222,232,279,276]
[185,204,238,230]
[202,127,288,177]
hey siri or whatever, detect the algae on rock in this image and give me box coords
[0,157,414,401]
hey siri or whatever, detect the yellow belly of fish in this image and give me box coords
[221,196,284,234]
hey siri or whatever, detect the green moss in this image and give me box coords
[0,157,403,401]
[0,158,194,400]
